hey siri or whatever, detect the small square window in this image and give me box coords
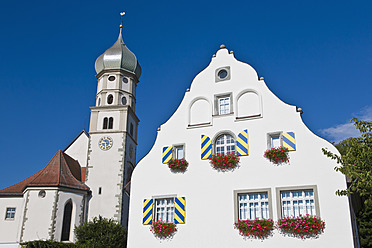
[276,186,320,218]
[234,189,272,222]
[5,208,15,220]
[174,145,184,159]
[267,132,282,148]
[155,198,175,223]
[214,94,233,116]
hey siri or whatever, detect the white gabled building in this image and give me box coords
[127,45,354,247]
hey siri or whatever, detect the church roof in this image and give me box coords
[95,27,141,79]
[0,150,89,196]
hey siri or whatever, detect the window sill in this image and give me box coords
[235,114,262,122]
[187,122,212,129]
[212,112,234,118]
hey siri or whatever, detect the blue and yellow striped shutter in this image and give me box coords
[282,132,296,151]
[236,129,249,156]
[201,135,212,160]
[143,199,154,225]
[162,146,173,163]
[174,197,186,224]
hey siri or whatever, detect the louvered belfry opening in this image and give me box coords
[61,200,73,241]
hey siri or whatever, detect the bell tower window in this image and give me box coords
[107,94,113,104]
[108,117,113,129]
[103,118,108,129]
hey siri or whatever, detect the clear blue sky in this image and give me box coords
[0,0,371,190]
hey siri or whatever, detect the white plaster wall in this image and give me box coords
[54,190,86,242]
[127,48,354,247]
[0,197,24,243]
[22,189,56,242]
[86,132,125,221]
[64,132,89,168]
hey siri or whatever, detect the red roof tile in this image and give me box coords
[0,150,89,196]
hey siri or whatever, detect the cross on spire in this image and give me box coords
[120,12,125,28]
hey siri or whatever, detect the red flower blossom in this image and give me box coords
[276,215,325,238]
[150,221,177,239]
[167,158,189,172]
[263,147,289,164]
[234,218,274,239]
[210,153,240,171]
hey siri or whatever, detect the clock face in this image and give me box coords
[99,136,113,151]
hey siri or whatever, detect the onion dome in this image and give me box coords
[95,27,141,79]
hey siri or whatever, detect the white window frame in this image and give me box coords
[5,207,16,220]
[173,144,185,159]
[215,134,235,155]
[276,185,320,218]
[234,189,272,222]
[154,197,175,223]
[267,132,283,148]
[218,97,231,115]
[214,93,233,116]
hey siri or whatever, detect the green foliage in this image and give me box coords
[74,216,127,248]
[323,118,372,247]
[322,118,372,197]
[21,240,76,248]
[358,198,372,248]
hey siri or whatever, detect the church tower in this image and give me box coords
[85,21,141,227]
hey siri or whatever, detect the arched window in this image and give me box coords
[61,200,73,241]
[108,117,113,129]
[103,117,108,129]
[107,94,113,104]
[215,134,235,155]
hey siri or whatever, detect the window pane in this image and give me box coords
[281,190,315,217]
[176,147,184,159]
[155,198,174,222]
[272,136,280,147]
[238,192,269,220]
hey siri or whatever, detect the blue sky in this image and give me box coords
[0,0,371,190]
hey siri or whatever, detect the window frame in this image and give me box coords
[267,131,283,149]
[275,185,320,219]
[215,66,231,82]
[234,189,273,222]
[214,133,236,155]
[152,195,177,223]
[5,207,16,220]
[173,144,185,159]
[214,93,233,116]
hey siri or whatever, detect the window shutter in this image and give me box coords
[282,132,296,151]
[162,146,173,163]
[201,135,212,160]
[174,197,186,224]
[142,199,153,225]
[236,129,249,156]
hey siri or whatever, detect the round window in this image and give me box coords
[122,77,128,83]
[108,75,116,81]
[38,190,46,198]
[121,96,127,105]
[107,94,113,104]
[218,69,228,79]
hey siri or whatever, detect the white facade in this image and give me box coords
[127,46,354,247]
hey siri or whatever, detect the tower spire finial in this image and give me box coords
[120,12,125,28]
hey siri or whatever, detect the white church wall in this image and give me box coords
[0,197,24,243]
[127,48,354,247]
[21,188,56,242]
[64,132,89,168]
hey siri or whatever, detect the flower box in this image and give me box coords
[167,158,188,172]
[263,147,289,164]
[234,218,275,239]
[276,215,325,238]
[150,221,177,239]
[210,153,240,171]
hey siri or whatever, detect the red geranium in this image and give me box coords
[234,218,274,239]
[150,221,177,239]
[276,215,325,238]
[263,147,289,164]
[167,158,188,172]
[210,153,240,171]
